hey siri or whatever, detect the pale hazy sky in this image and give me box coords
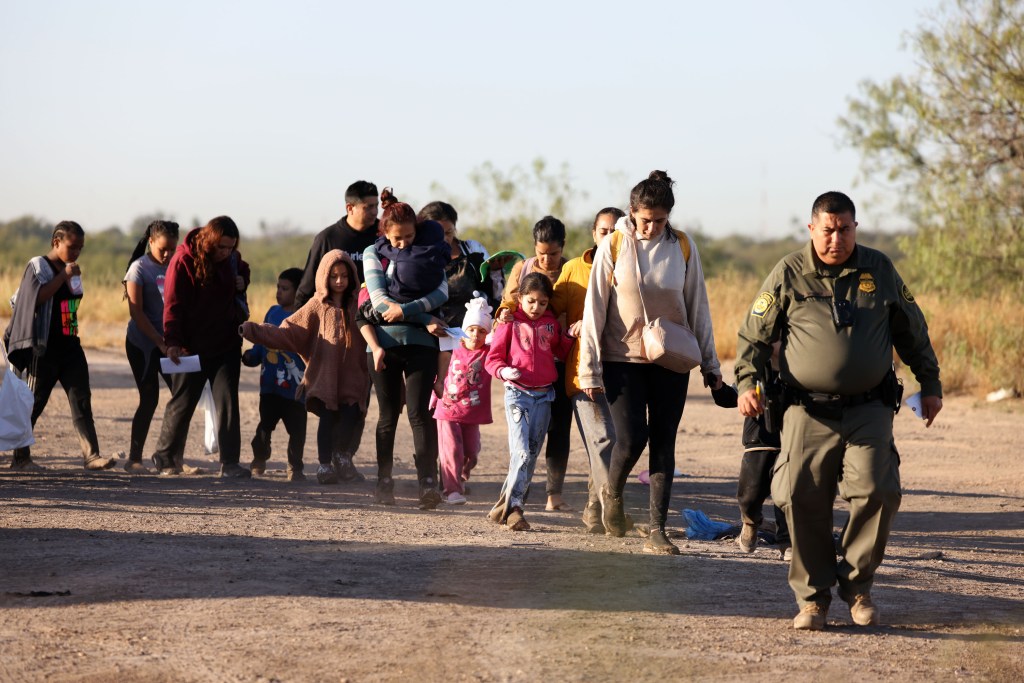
[0,1,939,239]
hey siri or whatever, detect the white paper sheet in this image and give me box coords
[160,355,201,374]
[903,392,926,420]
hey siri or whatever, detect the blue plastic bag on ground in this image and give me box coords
[683,509,739,541]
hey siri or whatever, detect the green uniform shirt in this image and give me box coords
[735,242,942,397]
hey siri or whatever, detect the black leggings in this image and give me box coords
[125,339,171,461]
[367,345,439,482]
[737,448,790,544]
[307,398,359,466]
[12,342,99,463]
[603,361,689,528]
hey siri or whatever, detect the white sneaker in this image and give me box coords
[444,492,467,505]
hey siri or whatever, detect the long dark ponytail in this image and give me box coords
[127,220,180,271]
[123,220,180,299]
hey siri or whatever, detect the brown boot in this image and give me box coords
[600,484,627,537]
[793,603,828,630]
[582,500,604,534]
[842,592,880,626]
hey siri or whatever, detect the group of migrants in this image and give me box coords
[3,171,943,631]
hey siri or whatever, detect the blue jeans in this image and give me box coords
[571,392,616,506]
[499,384,555,511]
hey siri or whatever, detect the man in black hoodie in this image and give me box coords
[295,180,379,306]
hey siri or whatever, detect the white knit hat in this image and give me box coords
[462,293,493,332]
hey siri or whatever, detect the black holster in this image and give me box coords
[763,381,785,434]
[880,368,904,413]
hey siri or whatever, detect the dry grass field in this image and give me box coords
[3,268,1018,396]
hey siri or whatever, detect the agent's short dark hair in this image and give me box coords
[52,220,85,242]
[594,207,625,227]
[518,272,553,300]
[811,191,856,221]
[278,267,304,288]
[533,216,566,246]
[417,201,459,225]
[629,170,675,213]
[345,180,378,204]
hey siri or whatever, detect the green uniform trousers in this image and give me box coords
[771,401,901,607]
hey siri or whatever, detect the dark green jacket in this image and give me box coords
[736,242,941,397]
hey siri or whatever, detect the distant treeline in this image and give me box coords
[0,214,907,287]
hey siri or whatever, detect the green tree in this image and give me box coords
[839,0,1024,293]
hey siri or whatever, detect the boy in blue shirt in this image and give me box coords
[243,268,307,480]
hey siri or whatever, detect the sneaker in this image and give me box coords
[179,463,204,475]
[582,500,604,534]
[219,463,252,479]
[444,492,467,505]
[507,507,530,531]
[375,477,396,505]
[793,603,828,630]
[419,478,442,510]
[10,458,46,471]
[737,523,758,553]
[600,484,628,537]
[84,456,117,471]
[124,460,151,474]
[332,453,365,483]
[781,546,793,562]
[842,592,880,626]
[643,528,681,555]
[250,458,267,476]
[316,463,339,485]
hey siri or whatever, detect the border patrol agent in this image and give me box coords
[734,191,942,631]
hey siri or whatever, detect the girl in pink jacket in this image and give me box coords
[485,273,574,531]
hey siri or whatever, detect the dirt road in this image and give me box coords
[1,350,1022,682]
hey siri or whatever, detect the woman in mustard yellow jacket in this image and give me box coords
[549,207,623,532]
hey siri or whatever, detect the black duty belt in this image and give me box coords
[786,386,883,410]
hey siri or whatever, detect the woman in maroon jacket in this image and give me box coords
[150,216,252,477]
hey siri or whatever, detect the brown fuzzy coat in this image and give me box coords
[241,250,369,412]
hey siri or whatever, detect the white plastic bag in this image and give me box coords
[0,340,35,450]
[199,381,219,454]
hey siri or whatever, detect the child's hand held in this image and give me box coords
[498,367,521,381]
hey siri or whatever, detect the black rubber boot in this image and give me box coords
[644,527,680,555]
[600,484,628,537]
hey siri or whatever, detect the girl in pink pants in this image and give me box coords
[434,296,493,504]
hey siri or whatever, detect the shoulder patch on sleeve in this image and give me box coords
[751,292,774,318]
[901,284,915,303]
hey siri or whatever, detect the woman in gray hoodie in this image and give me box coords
[578,171,722,554]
